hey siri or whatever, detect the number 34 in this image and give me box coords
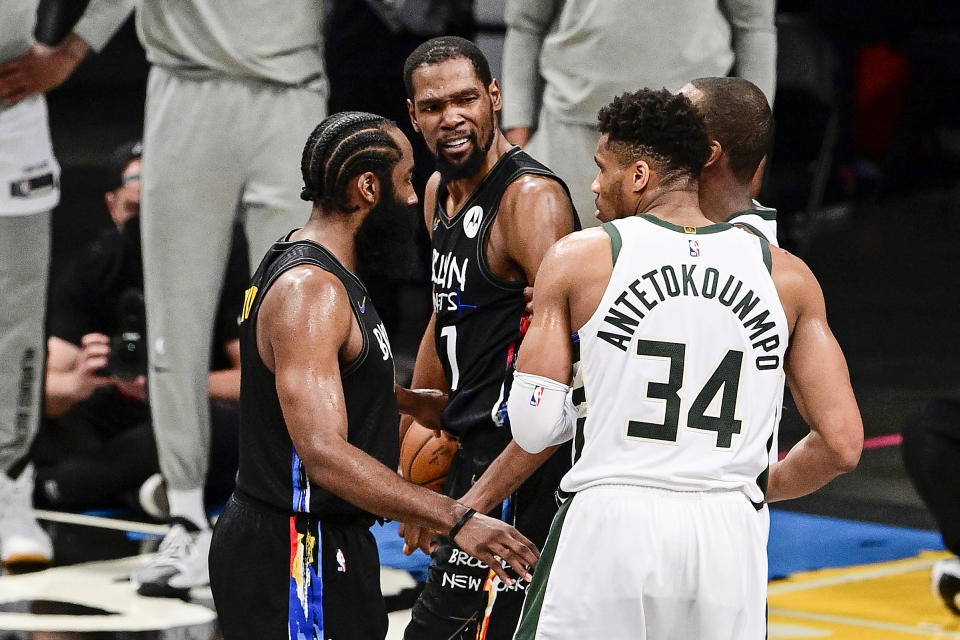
[628,339,744,449]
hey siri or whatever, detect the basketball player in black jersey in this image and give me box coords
[208,112,539,640]
[397,38,579,640]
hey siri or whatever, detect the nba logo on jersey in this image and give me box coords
[530,386,544,406]
[336,548,346,572]
[688,240,701,257]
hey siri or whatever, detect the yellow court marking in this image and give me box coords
[769,550,960,639]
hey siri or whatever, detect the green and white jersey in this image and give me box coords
[563,214,788,504]
[725,201,778,246]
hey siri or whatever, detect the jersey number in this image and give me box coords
[440,325,460,390]
[627,339,743,449]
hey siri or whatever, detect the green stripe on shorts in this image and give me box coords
[515,494,575,639]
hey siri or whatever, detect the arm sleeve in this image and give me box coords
[508,372,574,454]
[71,0,136,53]
[501,0,560,130]
[721,0,778,105]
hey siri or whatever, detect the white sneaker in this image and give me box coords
[933,556,960,615]
[138,473,170,520]
[0,464,53,568]
[134,517,211,598]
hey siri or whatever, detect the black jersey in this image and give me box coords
[431,147,575,437]
[236,235,399,517]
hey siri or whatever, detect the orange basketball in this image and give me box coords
[400,421,459,493]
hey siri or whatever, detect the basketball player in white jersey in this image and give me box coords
[506,89,863,639]
[680,76,779,245]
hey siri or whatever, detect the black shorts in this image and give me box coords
[210,492,388,640]
[405,430,571,640]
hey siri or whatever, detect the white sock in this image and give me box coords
[167,488,209,530]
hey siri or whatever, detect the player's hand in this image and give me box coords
[72,333,113,401]
[0,36,90,105]
[452,513,539,586]
[395,384,448,432]
[524,286,535,315]
[505,127,534,148]
[398,522,438,556]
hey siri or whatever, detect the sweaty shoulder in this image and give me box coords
[550,227,611,265]
[501,173,571,217]
[257,265,353,369]
[769,246,822,333]
[539,228,614,330]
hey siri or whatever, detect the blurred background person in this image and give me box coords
[33,140,246,521]
[500,0,776,229]
[902,396,960,615]
[0,0,133,570]
[1,0,330,596]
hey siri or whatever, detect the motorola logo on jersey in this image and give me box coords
[463,205,483,239]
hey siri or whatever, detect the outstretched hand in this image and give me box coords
[395,384,448,431]
[452,512,539,586]
[0,35,90,105]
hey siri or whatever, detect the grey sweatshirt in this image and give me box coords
[74,0,326,87]
[502,0,776,128]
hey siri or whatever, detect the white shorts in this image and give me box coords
[515,484,769,640]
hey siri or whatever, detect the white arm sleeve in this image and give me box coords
[72,0,136,53]
[508,372,574,454]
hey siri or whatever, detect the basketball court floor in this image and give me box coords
[1,189,956,637]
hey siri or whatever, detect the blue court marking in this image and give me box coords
[768,509,945,580]
[371,520,431,583]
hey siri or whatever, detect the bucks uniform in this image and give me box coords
[406,148,577,640]
[516,214,788,640]
[210,236,397,640]
[726,201,778,246]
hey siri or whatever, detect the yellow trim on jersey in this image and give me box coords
[241,285,258,322]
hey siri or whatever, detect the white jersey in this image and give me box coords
[725,201,778,246]
[563,214,788,504]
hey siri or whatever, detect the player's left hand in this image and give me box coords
[395,384,448,431]
[398,521,438,556]
[0,37,89,105]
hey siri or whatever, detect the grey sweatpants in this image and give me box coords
[0,211,50,473]
[141,66,325,491]
[525,107,602,230]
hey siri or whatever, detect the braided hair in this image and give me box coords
[300,112,401,212]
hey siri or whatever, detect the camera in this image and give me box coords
[104,288,148,380]
[107,330,147,380]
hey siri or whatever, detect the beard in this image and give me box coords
[435,123,494,182]
[354,181,419,284]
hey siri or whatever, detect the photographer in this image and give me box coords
[33,141,247,517]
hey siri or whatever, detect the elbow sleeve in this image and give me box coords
[508,372,573,454]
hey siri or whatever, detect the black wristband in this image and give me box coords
[448,508,477,541]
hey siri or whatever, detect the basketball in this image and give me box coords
[400,421,459,493]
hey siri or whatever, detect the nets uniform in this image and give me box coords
[210,237,397,640]
[516,215,788,639]
[406,148,577,640]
